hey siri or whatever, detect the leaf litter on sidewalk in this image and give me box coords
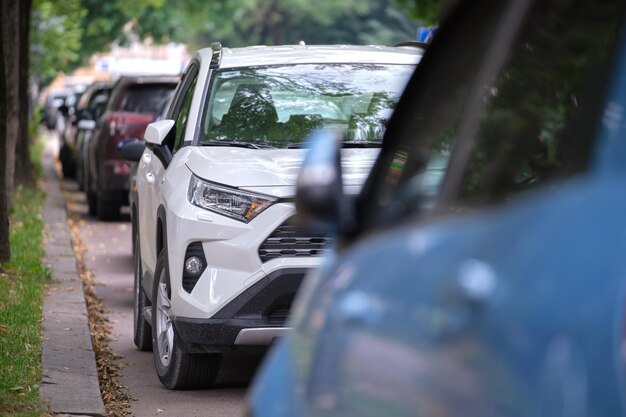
[57,161,132,417]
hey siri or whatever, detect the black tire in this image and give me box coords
[76,163,85,191]
[133,230,152,351]
[96,191,121,221]
[131,212,137,257]
[86,189,98,216]
[151,250,221,389]
[60,144,76,178]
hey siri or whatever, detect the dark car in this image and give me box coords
[59,82,113,179]
[249,0,626,416]
[74,84,115,191]
[58,86,86,137]
[42,88,72,130]
[85,75,179,220]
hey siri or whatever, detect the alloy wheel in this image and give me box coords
[155,273,173,367]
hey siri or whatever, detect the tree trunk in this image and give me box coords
[2,0,20,209]
[0,1,11,263]
[15,0,34,186]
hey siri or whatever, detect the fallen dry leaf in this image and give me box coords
[58,175,133,416]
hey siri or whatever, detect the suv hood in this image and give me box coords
[185,147,380,189]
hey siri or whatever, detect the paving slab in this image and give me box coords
[40,132,106,417]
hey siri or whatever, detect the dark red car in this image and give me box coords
[85,75,179,220]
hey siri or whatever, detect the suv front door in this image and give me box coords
[139,63,199,286]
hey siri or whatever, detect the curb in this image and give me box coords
[39,133,106,417]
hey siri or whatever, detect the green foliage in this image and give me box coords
[31,0,85,84]
[115,0,165,18]
[395,0,460,25]
[29,117,45,181]
[0,184,49,416]
[31,0,423,85]
[160,0,417,49]
[78,0,130,61]
[31,0,177,82]
[292,0,417,46]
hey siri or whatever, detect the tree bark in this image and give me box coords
[0,1,11,263]
[3,0,20,210]
[15,0,34,186]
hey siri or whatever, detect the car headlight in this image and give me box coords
[188,175,277,223]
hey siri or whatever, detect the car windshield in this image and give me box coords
[200,63,414,148]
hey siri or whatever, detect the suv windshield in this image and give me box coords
[200,64,414,148]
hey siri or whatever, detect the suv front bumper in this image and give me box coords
[173,268,306,352]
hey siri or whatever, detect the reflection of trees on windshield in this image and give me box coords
[201,64,413,147]
[459,1,625,205]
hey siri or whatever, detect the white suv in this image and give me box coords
[131,42,422,389]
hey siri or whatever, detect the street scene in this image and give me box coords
[4,0,626,417]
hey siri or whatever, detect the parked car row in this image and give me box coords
[57,76,179,221]
[84,76,178,220]
[59,82,111,179]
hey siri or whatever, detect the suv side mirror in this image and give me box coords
[144,119,175,168]
[296,129,349,233]
[144,119,175,146]
[120,140,146,162]
[77,119,96,131]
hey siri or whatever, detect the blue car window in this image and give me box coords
[360,0,626,230]
[447,2,625,209]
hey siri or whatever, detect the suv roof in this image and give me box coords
[195,44,424,69]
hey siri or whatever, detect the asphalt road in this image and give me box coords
[59,156,264,417]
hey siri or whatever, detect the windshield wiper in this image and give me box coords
[286,142,309,149]
[200,141,275,149]
[341,141,382,148]
[285,141,383,149]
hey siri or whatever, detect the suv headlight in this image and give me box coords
[188,175,277,223]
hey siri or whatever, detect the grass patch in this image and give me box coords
[0,185,50,414]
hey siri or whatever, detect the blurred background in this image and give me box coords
[32,0,445,97]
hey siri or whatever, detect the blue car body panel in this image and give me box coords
[252,175,626,416]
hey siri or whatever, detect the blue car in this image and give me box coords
[248,0,626,415]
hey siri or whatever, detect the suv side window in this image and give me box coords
[358,0,625,231]
[168,63,199,152]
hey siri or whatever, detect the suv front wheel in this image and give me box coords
[151,250,221,389]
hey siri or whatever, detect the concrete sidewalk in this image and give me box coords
[39,132,106,417]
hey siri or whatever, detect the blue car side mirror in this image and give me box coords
[296,129,350,234]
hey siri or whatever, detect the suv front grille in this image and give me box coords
[258,218,333,262]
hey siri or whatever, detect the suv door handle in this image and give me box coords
[146,172,155,184]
